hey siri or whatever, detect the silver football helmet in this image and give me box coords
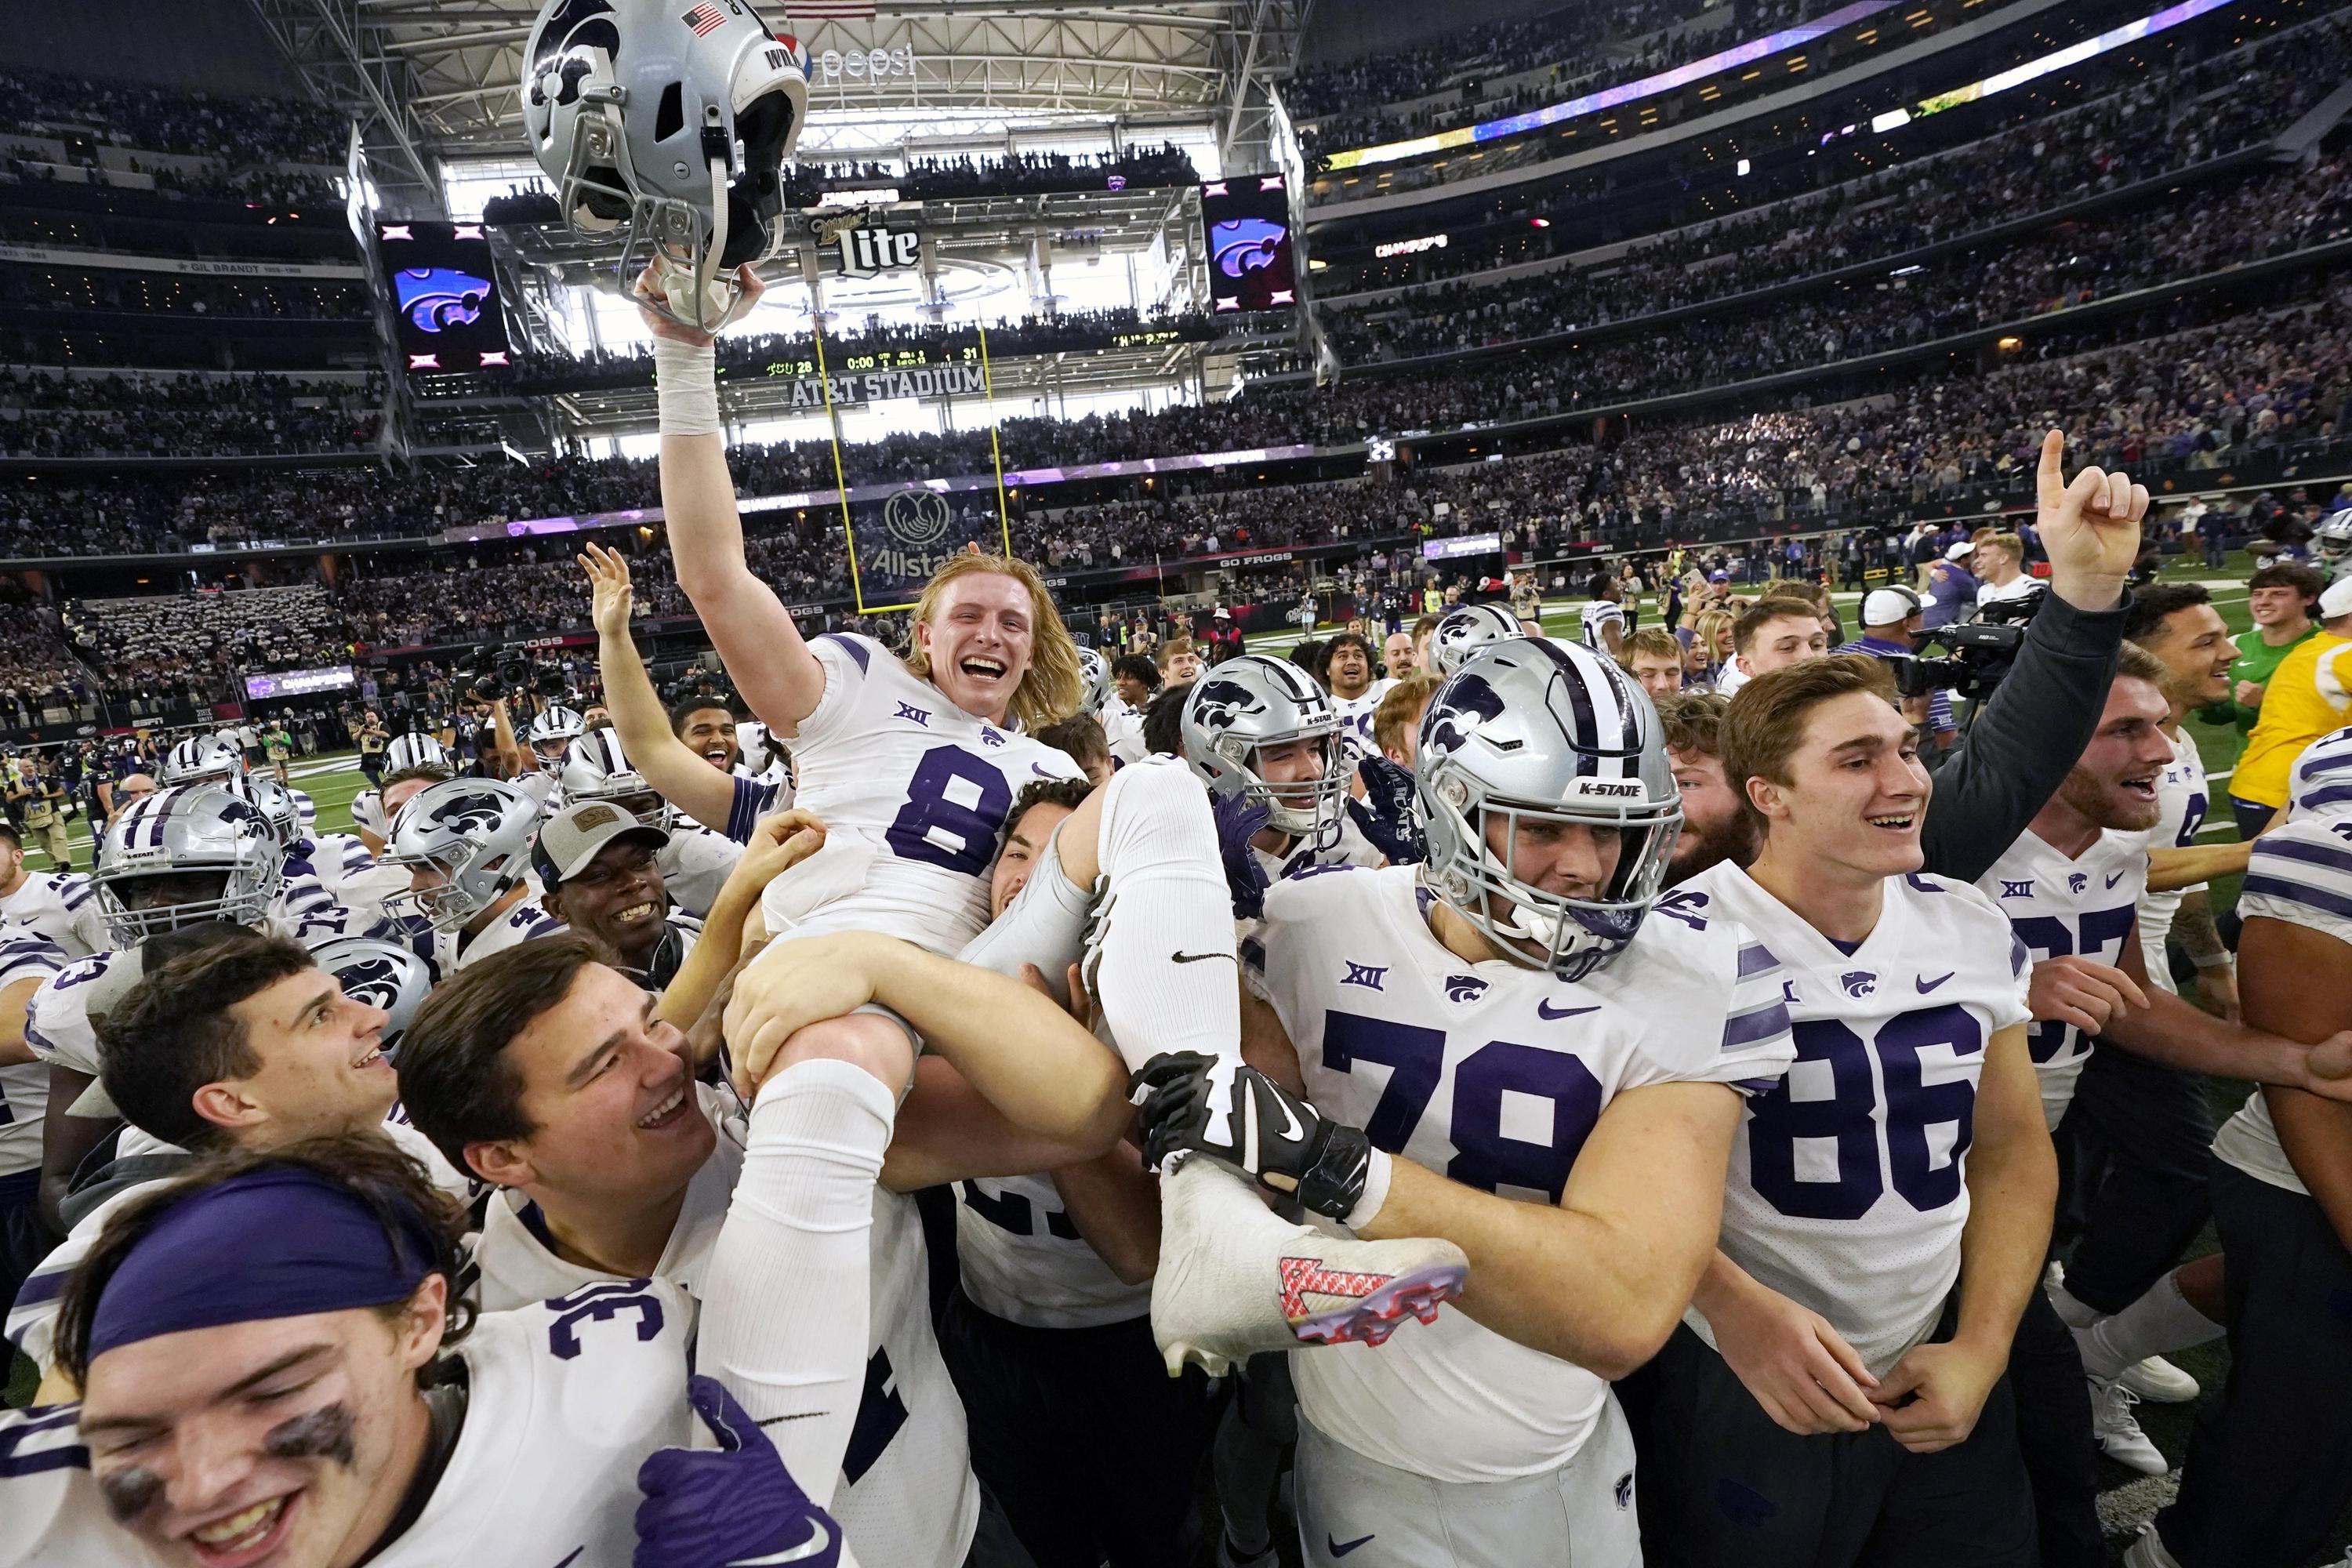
[383,731,452,775]
[221,774,303,848]
[307,936,437,1056]
[521,0,811,332]
[526,704,587,771]
[380,778,543,932]
[2316,507,2352,564]
[93,784,286,945]
[1416,639,1681,981]
[1179,654,1348,843]
[1076,646,1112,715]
[1427,603,1523,676]
[558,727,675,831]
[158,735,244,786]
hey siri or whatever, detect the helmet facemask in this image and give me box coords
[382,841,522,932]
[1422,781,1681,981]
[1219,727,1348,847]
[96,866,278,946]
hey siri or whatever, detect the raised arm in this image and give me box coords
[638,265,826,731]
[582,543,742,828]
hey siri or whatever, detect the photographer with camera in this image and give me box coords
[1836,586,1958,750]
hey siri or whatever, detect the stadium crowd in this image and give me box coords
[0,68,347,165]
[0,371,383,460]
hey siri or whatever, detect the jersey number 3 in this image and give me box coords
[1323,1011,1602,1202]
[886,746,1013,876]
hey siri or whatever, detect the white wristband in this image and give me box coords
[1343,1146,1393,1232]
[653,338,722,437]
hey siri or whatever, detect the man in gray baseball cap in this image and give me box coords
[531,800,699,990]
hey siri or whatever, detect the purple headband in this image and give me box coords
[88,1166,439,1363]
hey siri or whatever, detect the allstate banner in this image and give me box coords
[814,320,1014,614]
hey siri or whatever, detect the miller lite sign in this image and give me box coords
[811,206,920,278]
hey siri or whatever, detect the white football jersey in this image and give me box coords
[954,1174,1149,1330]
[1102,699,1148,767]
[2133,730,2212,989]
[1250,812,1388,889]
[1976,828,2147,1127]
[762,634,1084,955]
[0,871,107,958]
[0,1404,171,1568]
[1579,600,1625,650]
[1683,863,2033,1376]
[467,1083,977,1568]
[0,934,64,1181]
[2212,818,2352,1195]
[417,883,566,976]
[1254,864,1794,1483]
[1330,678,1396,761]
[658,821,744,920]
[371,1281,698,1568]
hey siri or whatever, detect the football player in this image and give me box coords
[7,928,459,1386]
[396,929,1131,1568]
[43,1136,809,1568]
[940,776,1218,1568]
[376,777,564,975]
[1131,638,1795,1568]
[1578,568,1628,657]
[2044,598,2246,1468]
[2312,505,2352,586]
[0,819,108,957]
[1323,632,1393,761]
[2129,728,2352,1568]
[1981,647,2352,1557]
[1422,603,1519,677]
[1650,655,2053,1566]
[652,280,1457,1380]
[1183,655,1375,884]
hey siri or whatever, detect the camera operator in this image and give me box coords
[1662,433,2142,886]
[1835,586,1958,750]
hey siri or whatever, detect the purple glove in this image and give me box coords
[1210,788,1274,920]
[1347,755,1425,865]
[636,1374,843,1568]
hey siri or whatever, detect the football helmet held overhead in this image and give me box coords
[1180,654,1348,845]
[158,735,245,786]
[1416,639,1681,981]
[93,785,285,945]
[380,778,543,932]
[559,726,675,830]
[1426,603,1523,677]
[521,0,811,333]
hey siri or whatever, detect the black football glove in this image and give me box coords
[1346,754,1425,865]
[1130,1051,1373,1222]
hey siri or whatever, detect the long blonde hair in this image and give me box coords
[902,554,1083,733]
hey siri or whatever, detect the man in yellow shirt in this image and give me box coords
[2232,578,2352,837]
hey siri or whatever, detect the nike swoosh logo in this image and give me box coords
[732,1515,838,1565]
[1917,972,1955,993]
[757,1411,826,1424]
[1537,1000,1600,1020]
[1330,1534,1376,1559]
[2106,869,2128,887]
[1171,951,1233,964]
[550,1552,584,1568]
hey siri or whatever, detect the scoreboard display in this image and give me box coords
[377,221,511,372]
[1200,174,1298,314]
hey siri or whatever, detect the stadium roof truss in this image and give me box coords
[256,0,1308,183]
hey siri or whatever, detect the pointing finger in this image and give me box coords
[2037,429,2067,505]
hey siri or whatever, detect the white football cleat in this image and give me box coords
[1150,1158,1468,1377]
[2089,1377,2169,1476]
[2118,1354,2200,1403]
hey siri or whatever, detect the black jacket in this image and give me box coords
[1919,588,2131,884]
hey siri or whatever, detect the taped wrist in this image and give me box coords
[653,338,721,437]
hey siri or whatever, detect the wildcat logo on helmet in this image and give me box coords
[334,957,410,1011]
[527,0,619,79]
[1189,679,1267,730]
[430,794,517,838]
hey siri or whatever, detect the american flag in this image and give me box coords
[682,2,728,34]
[793,0,877,16]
